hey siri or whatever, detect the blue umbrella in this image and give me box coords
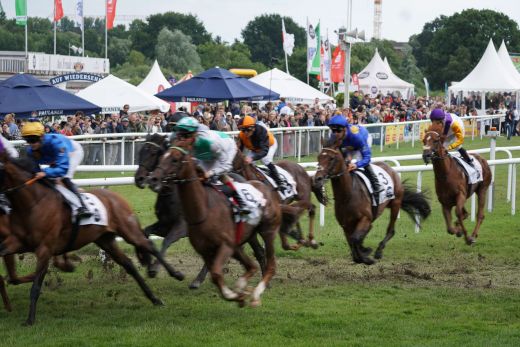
[0,73,101,118]
[155,67,280,103]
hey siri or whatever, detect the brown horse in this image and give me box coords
[312,138,431,264]
[0,152,184,325]
[232,151,316,250]
[148,146,281,307]
[422,128,492,244]
[0,214,12,312]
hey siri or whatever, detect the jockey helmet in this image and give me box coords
[328,115,349,129]
[238,115,256,130]
[174,117,199,133]
[430,108,446,121]
[21,121,45,137]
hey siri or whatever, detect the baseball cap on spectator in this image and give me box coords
[226,112,232,117]
[122,117,129,122]
[234,115,240,120]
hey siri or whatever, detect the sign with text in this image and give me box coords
[50,73,104,85]
[28,52,109,74]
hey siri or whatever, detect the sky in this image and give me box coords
[2,0,520,43]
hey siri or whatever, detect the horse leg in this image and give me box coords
[24,247,51,326]
[188,264,209,290]
[232,247,258,294]
[251,230,277,307]
[95,234,163,306]
[454,196,472,245]
[148,223,186,278]
[375,201,399,259]
[351,218,375,265]
[248,234,266,275]
[0,275,11,312]
[0,235,23,257]
[307,203,318,249]
[441,206,458,236]
[471,188,488,240]
[52,254,75,273]
[209,244,242,302]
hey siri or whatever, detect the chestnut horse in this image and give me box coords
[422,129,492,244]
[232,152,316,250]
[0,152,184,325]
[134,134,266,288]
[312,138,431,264]
[149,146,281,307]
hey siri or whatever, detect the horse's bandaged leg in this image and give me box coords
[221,285,238,300]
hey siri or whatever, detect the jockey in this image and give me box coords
[237,115,287,191]
[327,115,383,203]
[173,117,250,215]
[429,108,473,166]
[21,120,92,219]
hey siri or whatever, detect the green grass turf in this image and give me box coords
[1,135,519,346]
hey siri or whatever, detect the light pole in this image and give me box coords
[336,27,365,108]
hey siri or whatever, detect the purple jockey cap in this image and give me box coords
[430,108,446,121]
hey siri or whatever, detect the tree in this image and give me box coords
[242,14,306,67]
[410,9,520,88]
[108,38,132,67]
[155,28,202,74]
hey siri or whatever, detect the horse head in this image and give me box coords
[312,146,345,206]
[148,146,193,193]
[422,130,446,164]
[134,133,168,189]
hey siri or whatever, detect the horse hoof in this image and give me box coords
[363,257,375,265]
[152,298,165,306]
[147,270,158,278]
[172,271,185,281]
[22,319,34,327]
[250,299,261,308]
[466,238,476,246]
[189,282,201,290]
[456,232,463,238]
[309,240,319,249]
[8,279,21,285]
[374,251,382,259]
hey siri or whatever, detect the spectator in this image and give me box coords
[128,113,146,132]
[120,104,130,118]
[4,114,21,140]
[146,115,163,133]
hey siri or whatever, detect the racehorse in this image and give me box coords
[312,136,431,264]
[422,127,492,244]
[134,134,266,288]
[232,151,316,250]
[0,150,184,326]
[148,146,281,307]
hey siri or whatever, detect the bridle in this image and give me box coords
[155,146,200,184]
[317,148,346,180]
[423,131,448,161]
[137,141,167,173]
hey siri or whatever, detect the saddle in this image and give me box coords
[353,165,395,207]
[255,166,297,201]
[452,155,483,185]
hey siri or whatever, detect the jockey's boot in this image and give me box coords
[225,181,251,215]
[62,177,93,219]
[267,163,286,192]
[458,147,474,167]
[364,165,382,205]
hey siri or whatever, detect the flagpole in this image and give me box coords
[105,0,108,59]
[81,18,85,57]
[306,17,309,85]
[53,2,56,55]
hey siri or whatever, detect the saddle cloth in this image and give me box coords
[452,154,483,185]
[55,185,108,226]
[232,182,266,226]
[256,165,298,201]
[354,164,395,206]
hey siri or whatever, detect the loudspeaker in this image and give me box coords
[357,30,366,41]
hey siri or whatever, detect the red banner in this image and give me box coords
[331,46,345,83]
[106,0,118,30]
[352,73,359,86]
[54,0,64,22]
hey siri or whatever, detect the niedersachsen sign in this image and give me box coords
[50,73,104,85]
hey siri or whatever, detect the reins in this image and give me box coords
[1,176,40,194]
[319,148,346,179]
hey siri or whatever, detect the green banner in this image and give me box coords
[309,23,321,75]
[511,54,520,73]
[15,0,27,26]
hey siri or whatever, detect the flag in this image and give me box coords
[331,45,345,83]
[423,77,430,98]
[282,18,295,56]
[307,22,320,75]
[320,37,331,83]
[54,0,64,22]
[76,0,84,31]
[15,0,27,26]
[106,0,118,30]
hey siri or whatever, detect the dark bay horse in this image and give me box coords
[422,128,492,244]
[149,146,281,307]
[232,151,316,251]
[0,152,184,325]
[312,138,431,264]
[134,134,266,288]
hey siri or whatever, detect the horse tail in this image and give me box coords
[400,181,431,226]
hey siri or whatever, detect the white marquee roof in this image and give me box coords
[450,39,520,92]
[357,49,414,98]
[250,68,332,104]
[77,74,170,114]
[497,40,520,85]
[138,60,171,95]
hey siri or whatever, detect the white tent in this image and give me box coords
[357,49,414,98]
[449,39,520,93]
[77,75,170,114]
[383,57,392,73]
[249,68,333,104]
[497,41,520,84]
[137,60,171,95]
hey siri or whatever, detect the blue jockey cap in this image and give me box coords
[430,108,446,121]
[328,115,349,128]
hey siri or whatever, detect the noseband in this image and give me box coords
[317,148,346,179]
[423,131,447,161]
